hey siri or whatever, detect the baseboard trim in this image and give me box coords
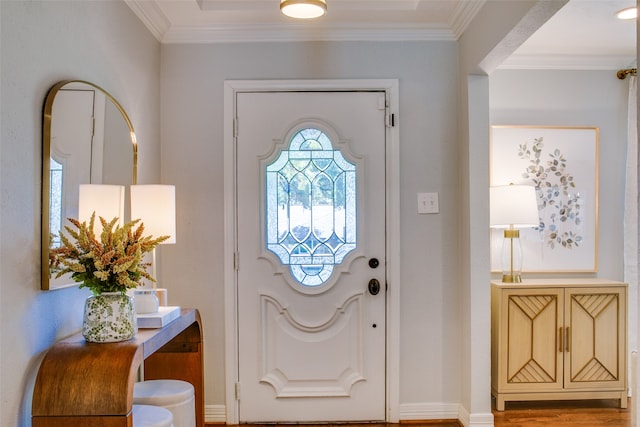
[205,404,227,423]
[205,403,493,426]
[457,405,495,427]
[468,413,496,426]
[399,402,460,420]
[401,403,493,427]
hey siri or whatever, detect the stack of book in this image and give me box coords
[137,306,181,328]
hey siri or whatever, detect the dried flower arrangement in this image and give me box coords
[49,213,169,295]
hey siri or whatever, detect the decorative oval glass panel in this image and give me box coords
[266,128,356,286]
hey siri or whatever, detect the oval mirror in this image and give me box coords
[41,80,137,290]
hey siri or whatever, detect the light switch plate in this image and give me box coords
[417,192,439,214]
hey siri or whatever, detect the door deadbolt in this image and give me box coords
[368,258,380,269]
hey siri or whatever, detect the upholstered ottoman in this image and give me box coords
[133,380,195,427]
[132,404,173,427]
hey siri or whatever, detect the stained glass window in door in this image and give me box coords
[266,128,356,286]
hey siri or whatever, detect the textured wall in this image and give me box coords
[0,2,160,426]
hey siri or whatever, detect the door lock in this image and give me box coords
[368,278,381,295]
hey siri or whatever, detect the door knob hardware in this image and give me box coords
[368,258,380,269]
[368,278,380,295]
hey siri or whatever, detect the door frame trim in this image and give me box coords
[223,79,400,423]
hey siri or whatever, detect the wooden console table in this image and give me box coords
[32,308,204,427]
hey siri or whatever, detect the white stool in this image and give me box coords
[133,404,174,427]
[133,380,195,427]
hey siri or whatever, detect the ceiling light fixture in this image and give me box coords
[280,0,327,19]
[616,7,637,20]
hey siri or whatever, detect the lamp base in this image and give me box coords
[155,288,168,306]
[502,274,522,283]
[501,228,523,283]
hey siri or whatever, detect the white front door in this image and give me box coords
[236,91,387,422]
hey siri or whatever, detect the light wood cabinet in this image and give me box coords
[491,279,627,410]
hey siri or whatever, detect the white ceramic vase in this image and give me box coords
[82,292,137,343]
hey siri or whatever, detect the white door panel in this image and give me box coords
[236,91,386,422]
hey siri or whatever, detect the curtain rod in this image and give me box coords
[617,68,637,79]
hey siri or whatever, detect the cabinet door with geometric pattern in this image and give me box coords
[564,287,627,391]
[501,288,564,392]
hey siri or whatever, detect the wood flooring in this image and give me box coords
[491,399,631,426]
[210,399,632,427]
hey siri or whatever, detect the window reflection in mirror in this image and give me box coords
[49,157,63,247]
[42,81,137,290]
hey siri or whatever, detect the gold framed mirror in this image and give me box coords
[41,80,138,290]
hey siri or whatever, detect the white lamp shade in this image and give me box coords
[130,185,176,244]
[78,184,125,229]
[490,185,539,229]
[280,0,326,19]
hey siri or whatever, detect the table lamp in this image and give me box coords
[78,184,125,234]
[490,184,539,283]
[130,185,176,308]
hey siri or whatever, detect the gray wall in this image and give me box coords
[0,0,629,425]
[490,67,631,377]
[455,1,567,418]
[490,69,627,283]
[0,2,160,426]
[159,41,463,409]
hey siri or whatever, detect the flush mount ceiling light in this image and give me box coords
[280,0,327,19]
[616,7,637,20]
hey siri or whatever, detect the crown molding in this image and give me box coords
[449,0,485,39]
[499,53,637,71]
[161,23,457,44]
[124,0,622,70]
[124,0,170,41]
[125,0,470,44]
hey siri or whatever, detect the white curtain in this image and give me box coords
[624,75,638,425]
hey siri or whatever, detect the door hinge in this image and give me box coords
[235,382,241,400]
[91,116,96,137]
[385,113,395,128]
[233,117,239,138]
[234,252,239,271]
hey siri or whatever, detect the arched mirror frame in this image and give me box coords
[41,80,138,290]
